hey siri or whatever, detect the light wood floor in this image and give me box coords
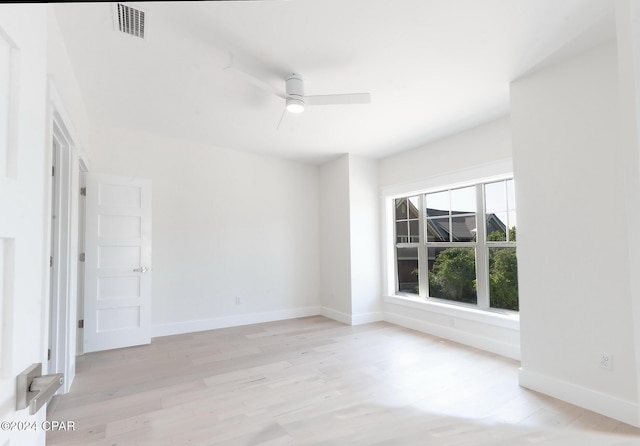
[47,316,640,445]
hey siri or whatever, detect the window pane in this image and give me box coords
[487,212,508,241]
[396,221,408,243]
[397,247,419,294]
[428,247,477,304]
[485,181,507,214]
[426,217,449,242]
[451,186,476,214]
[507,179,516,211]
[489,247,519,311]
[409,220,420,243]
[426,191,449,217]
[395,198,407,220]
[408,196,420,219]
[508,211,517,241]
[451,215,476,242]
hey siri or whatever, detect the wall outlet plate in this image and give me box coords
[599,353,613,370]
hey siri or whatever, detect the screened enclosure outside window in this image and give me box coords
[393,179,518,312]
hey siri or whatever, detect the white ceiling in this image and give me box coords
[53,0,615,164]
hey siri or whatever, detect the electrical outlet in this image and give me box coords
[599,353,613,370]
[235,296,241,305]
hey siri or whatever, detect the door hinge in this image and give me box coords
[47,349,51,361]
[52,166,55,176]
[80,187,86,196]
[50,256,53,268]
[78,319,84,329]
[79,253,85,262]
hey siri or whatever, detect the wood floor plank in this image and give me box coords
[47,316,640,445]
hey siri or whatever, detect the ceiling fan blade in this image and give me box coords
[224,65,286,99]
[276,106,287,130]
[304,93,371,106]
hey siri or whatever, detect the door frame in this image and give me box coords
[46,81,88,393]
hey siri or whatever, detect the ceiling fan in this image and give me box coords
[225,65,371,126]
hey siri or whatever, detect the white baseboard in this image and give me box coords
[519,368,639,427]
[320,307,352,325]
[383,311,520,360]
[152,306,322,338]
[152,306,385,338]
[352,311,384,325]
[320,307,384,326]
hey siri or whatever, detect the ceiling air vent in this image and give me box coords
[113,3,146,39]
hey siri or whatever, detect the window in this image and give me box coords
[393,178,518,311]
[394,196,420,293]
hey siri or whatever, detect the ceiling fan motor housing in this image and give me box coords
[285,73,305,113]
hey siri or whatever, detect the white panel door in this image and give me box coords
[84,173,152,353]
[0,5,50,446]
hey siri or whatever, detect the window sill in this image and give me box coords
[384,294,520,331]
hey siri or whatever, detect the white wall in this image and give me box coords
[379,117,520,359]
[348,154,383,323]
[379,116,512,190]
[47,9,90,151]
[616,0,640,414]
[88,124,321,336]
[512,41,639,425]
[319,155,353,321]
[319,154,383,325]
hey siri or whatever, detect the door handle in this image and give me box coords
[133,266,149,273]
[16,363,64,414]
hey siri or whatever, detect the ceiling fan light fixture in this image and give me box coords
[285,73,305,113]
[226,68,371,120]
[286,97,305,113]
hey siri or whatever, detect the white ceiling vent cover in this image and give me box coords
[112,3,146,39]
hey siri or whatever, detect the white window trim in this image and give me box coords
[381,158,519,323]
[384,294,520,330]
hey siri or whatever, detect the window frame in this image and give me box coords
[388,174,517,314]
